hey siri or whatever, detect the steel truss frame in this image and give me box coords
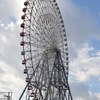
[0,92,12,100]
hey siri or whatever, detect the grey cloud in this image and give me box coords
[0,0,23,23]
[0,0,100,100]
[70,82,100,100]
[57,0,100,59]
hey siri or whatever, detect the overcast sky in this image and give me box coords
[0,0,100,100]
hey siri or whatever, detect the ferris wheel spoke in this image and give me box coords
[41,31,53,44]
[34,2,57,39]
[23,49,43,53]
[30,8,60,44]
[47,28,63,42]
[31,33,53,46]
[53,29,65,40]
[27,35,49,47]
[21,41,49,49]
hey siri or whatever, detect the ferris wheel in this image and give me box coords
[20,0,73,100]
